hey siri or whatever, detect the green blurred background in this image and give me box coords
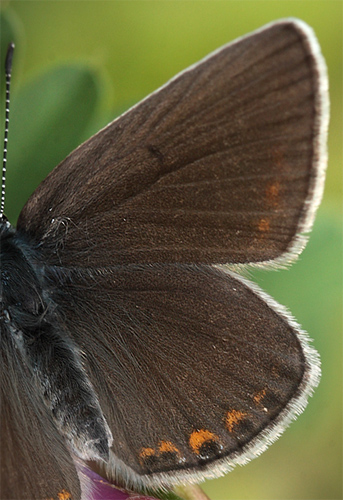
[0,1,341,499]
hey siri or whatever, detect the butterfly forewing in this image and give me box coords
[17,20,326,268]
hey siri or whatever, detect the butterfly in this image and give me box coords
[0,18,328,500]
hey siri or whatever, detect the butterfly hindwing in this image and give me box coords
[46,263,319,488]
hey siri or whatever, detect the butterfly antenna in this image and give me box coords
[0,42,15,220]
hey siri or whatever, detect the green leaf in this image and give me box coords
[4,64,100,223]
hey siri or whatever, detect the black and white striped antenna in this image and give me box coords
[0,42,15,220]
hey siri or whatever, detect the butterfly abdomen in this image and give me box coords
[0,221,113,465]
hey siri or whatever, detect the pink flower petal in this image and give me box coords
[78,463,159,500]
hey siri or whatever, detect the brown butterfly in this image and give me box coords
[0,18,328,499]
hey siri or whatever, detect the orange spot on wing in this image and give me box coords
[225,409,247,432]
[265,181,280,207]
[58,490,72,500]
[253,388,267,404]
[139,447,155,460]
[159,440,180,454]
[253,388,269,413]
[139,441,184,466]
[189,429,219,455]
[258,218,270,234]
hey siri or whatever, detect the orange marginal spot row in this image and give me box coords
[139,440,182,464]
[140,412,253,465]
[139,431,221,464]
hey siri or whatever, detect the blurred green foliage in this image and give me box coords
[3,65,99,221]
[0,2,341,499]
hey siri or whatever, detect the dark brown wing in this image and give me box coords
[0,330,82,499]
[47,263,320,488]
[17,20,328,268]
